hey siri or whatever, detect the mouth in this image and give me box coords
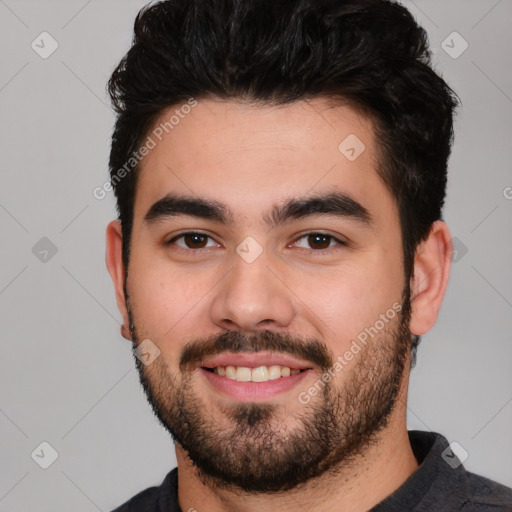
[203,365,306,382]
[197,352,314,402]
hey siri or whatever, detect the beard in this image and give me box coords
[126,286,412,494]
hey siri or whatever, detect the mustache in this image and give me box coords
[179,330,333,371]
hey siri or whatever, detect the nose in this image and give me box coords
[210,248,295,334]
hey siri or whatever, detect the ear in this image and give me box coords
[105,220,132,341]
[409,220,452,336]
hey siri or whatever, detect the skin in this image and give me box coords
[106,97,452,511]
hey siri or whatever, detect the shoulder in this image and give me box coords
[111,486,159,512]
[110,468,179,512]
[376,431,512,512]
[459,471,512,511]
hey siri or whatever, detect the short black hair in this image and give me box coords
[108,0,459,354]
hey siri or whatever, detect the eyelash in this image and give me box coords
[165,231,347,254]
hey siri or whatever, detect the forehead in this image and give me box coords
[133,98,396,227]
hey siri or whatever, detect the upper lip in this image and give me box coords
[199,351,314,370]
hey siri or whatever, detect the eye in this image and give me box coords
[292,233,346,251]
[165,231,347,253]
[166,231,219,250]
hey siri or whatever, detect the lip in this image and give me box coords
[199,366,313,402]
[199,351,314,371]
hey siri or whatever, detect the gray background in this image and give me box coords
[0,0,511,510]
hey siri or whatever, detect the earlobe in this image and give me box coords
[409,220,452,336]
[105,220,132,341]
[121,324,132,340]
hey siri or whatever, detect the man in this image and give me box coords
[105,0,512,510]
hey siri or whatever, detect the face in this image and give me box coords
[120,98,412,492]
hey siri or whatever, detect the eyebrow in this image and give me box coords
[143,191,372,229]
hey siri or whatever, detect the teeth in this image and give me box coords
[251,366,269,382]
[212,365,304,382]
[236,367,252,382]
[225,365,236,379]
[268,365,281,380]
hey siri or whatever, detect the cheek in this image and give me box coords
[299,254,404,356]
[128,252,211,339]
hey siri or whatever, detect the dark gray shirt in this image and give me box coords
[112,430,512,511]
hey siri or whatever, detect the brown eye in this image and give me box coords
[307,234,332,249]
[182,233,208,248]
[293,233,345,251]
[166,232,218,250]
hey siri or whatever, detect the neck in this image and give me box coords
[176,382,418,512]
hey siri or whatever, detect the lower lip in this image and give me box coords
[199,368,312,402]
